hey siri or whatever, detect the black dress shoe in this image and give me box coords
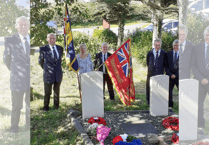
[44,109,49,112]
[8,129,18,134]
[54,106,59,109]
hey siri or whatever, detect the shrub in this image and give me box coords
[93,28,118,49]
[187,11,209,45]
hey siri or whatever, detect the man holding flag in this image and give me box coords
[94,42,115,100]
[101,39,135,105]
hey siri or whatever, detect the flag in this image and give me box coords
[105,39,135,105]
[64,4,78,73]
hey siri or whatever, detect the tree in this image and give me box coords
[179,0,189,25]
[0,0,28,36]
[139,0,178,45]
[95,0,132,47]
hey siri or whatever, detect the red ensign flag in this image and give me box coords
[105,39,135,105]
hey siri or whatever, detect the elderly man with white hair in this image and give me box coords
[3,16,30,133]
[192,26,209,134]
[39,33,64,112]
[94,42,115,100]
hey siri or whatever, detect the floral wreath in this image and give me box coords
[162,117,179,130]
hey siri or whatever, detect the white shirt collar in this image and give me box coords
[18,33,29,42]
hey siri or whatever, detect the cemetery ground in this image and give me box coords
[0,46,208,144]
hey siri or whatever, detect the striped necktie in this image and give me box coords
[155,51,159,68]
[179,44,183,69]
[52,47,57,62]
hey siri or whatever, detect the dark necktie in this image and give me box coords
[24,37,30,54]
[205,45,209,69]
[155,51,159,68]
[173,52,177,64]
[52,47,57,62]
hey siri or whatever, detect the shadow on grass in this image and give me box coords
[31,101,83,145]
[0,106,12,116]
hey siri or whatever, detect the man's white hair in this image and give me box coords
[15,16,29,29]
[101,42,108,47]
[47,33,56,39]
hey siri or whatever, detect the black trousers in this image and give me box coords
[44,81,61,110]
[198,84,208,128]
[103,74,114,100]
[169,77,179,107]
[11,89,30,131]
[146,76,151,105]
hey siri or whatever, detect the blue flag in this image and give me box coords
[64,4,79,72]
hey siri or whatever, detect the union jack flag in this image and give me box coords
[116,41,130,77]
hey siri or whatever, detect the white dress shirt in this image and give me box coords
[18,33,30,53]
[180,40,186,53]
[49,45,59,59]
[102,52,107,74]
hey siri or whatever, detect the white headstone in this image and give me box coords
[81,71,104,119]
[179,79,198,141]
[150,75,169,116]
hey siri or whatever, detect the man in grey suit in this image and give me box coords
[179,24,194,80]
[3,16,30,133]
[192,26,209,133]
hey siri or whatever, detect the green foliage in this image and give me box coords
[93,29,118,49]
[72,32,102,59]
[127,135,137,142]
[187,11,209,45]
[130,30,177,66]
[0,0,28,37]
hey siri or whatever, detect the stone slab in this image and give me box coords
[150,75,169,116]
[179,79,198,141]
[115,114,158,138]
[81,71,104,119]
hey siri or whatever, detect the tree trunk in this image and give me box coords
[152,10,164,47]
[117,17,125,48]
[179,0,188,25]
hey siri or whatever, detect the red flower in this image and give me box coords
[162,117,179,130]
[112,136,123,145]
[171,133,179,144]
[88,117,107,126]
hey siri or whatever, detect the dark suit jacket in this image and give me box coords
[192,43,209,91]
[3,33,30,91]
[146,49,166,77]
[94,52,112,72]
[165,50,179,78]
[179,40,194,79]
[39,44,63,83]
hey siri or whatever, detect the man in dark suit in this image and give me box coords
[39,33,63,111]
[146,38,166,105]
[94,42,115,100]
[192,26,209,130]
[165,39,179,108]
[179,24,194,80]
[3,16,30,133]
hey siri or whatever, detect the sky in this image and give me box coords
[15,0,30,9]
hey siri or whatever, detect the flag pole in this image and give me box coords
[77,72,82,102]
[95,62,105,71]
